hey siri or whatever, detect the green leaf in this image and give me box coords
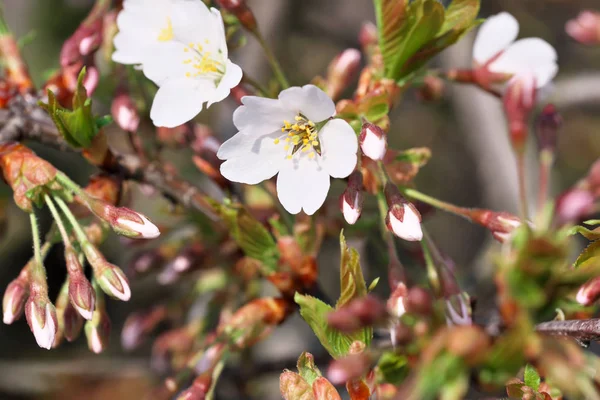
[368,277,380,292]
[568,224,600,241]
[574,241,600,269]
[524,364,541,391]
[95,115,114,130]
[296,352,322,386]
[439,0,481,36]
[395,147,432,166]
[38,67,98,148]
[373,0,408,76]
[295,293,369,359]
[377,352,409,384]
[337,231,368,308]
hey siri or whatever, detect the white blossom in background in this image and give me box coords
[113,0,242,128]
[217,85,358,215]
[472,12,558,89]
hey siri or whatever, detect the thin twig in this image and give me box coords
[535,318,600,342]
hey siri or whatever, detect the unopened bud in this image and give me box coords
[339,171,364,225]
[60,19,103,67]
[3,270,29,324]
[576,276,600,306]
[95,262,131,301]
[445,292,472,326]
[385,184,423,242]
[327,353,372,385]
[555,188,595,224]
[328,295,388,332]
[387,282,407,318]
[535,104,562,153]
[326,49,361,99]
[417,75,445,102]
[359,22,378,51]
[469,209,523,243]
[566,11,600,45]
[405,287,433,316]
[65,248,95,320]
[313,377,343,400]
[85,198,160,239]
[360,123,387,161]
[25,296,58,350]
[111,92,140,132]
[55,282,84,343]
[215,0,257,32]
[503,74,537,152]
[85,307,111,354]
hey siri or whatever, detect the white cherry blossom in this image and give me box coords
[473,12,558,89]
[217,85,358,215]
[113,0,242,127]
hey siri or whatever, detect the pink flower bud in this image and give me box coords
[85,308,111,354]
[96,263,131,301]
[503,74,537,152]
[85,198,160,239]
[68,274,95,321]
[214,0,257,32]
[555,188,595,225]
[387,282,407,318]
[358,22,378,51]
[59,297,84,343]
[566,11,600,45]
[359,123,387,161]
[326,49,361,99]
[25,296,58,350]
[469,209,523,243]
[111,92,140,132]
[339,171,364,225]
[3,273,29,324]
[327,353,372,385]
[576,276,600,306]
[60,19,103,67]
[385,184,422,241]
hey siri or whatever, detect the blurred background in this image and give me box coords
[0,0,599,398]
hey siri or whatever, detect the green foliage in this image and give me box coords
[373,0,481,82]
[377,352,409,384]
[296,352,322,386]
[524,364,541,391]
[295,231,372,358]
[39,68,99,148]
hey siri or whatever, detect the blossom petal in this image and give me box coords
[319,119,358,178]
[473,12,519,64]
[233,96,296,133]
[142,41,191,86]
[150,78,213,127]
[207,60,243,108]
[489,38,558,88]
[220,132,286,184]
[170,1,222,51]
[278,85,336,122]
[277,157,330,215]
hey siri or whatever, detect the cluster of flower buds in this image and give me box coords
[215,0,257,32]
[325,49,361,100]
[384,183,423,241]
[339,171,364,225]
[566,11,600,45]
[360,122,387,161]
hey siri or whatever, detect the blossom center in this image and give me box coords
[183,42,225,81]
[157,17,174,42]
[275,114,321,160]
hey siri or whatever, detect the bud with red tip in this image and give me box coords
[360,123,387,161]
[359,22,378,53]
[65,248,95,320]
[576,276,600,306]
[83,196,160,239]
[25,294,58,350]
[417,75,445,102]
[111,92,140,132]
[384,183,423,242]
[535,104,562,153]
[566,11,600,45]
[503,74,537,152]
[327,295,388,333]
[3,266,29,324]
[215,0,257,32]
[326,49,361,100]
[469,209,523,243]
[55,281,83,344]
[60,18,103,67]
[339,171,364,225]
[82,243,131,301]
[85,281,111,354]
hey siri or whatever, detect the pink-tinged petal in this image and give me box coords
[277,157,330,215]
[489,38,558,88]
[473,12,519,64]
[278,85,336,122]
[319,119,358,178]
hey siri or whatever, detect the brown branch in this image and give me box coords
[0,96,217,219]
[535,318,600,342]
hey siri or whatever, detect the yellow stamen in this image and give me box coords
[308,152,315,159]
[158,17,174,42]
[274,138,280,144]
